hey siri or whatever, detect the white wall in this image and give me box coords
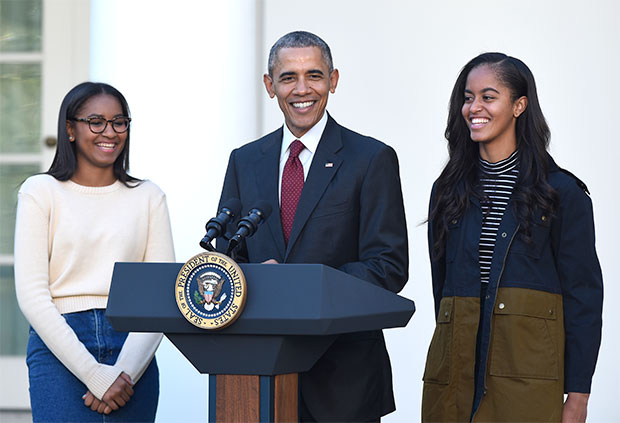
[91,0,619,421]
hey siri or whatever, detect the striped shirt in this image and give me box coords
[479,150,519,283]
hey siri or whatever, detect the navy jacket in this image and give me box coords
[428,156,603,417]
[216,115,408,421]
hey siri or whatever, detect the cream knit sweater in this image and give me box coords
[14,174,175,400]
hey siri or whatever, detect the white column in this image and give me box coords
[90,2,260,421]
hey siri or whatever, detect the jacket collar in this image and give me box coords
[254,127,287,259]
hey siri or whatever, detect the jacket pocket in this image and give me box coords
[311,199,353,219]
[510,212,551,259]
[489,289,559,379]
[423,297,453,384]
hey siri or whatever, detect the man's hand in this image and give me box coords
[262,259,279,264]
[562,392,589,423]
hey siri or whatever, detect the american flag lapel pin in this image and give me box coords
[325,162,334,168]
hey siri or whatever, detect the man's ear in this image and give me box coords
[263,74,276,99]
[329,69,339,94]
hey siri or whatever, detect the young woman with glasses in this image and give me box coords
[422,53,603,422]
[14,82,175,422]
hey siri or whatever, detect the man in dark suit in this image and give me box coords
[216,31,408,422]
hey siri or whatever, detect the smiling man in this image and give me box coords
[216,31,408,422]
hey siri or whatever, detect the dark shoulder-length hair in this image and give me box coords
[47,81,140,187]
[430,52,557,259]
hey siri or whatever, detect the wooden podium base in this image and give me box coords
[209,373,298,422]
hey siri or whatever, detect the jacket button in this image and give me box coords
[549,309,554,315]
[542,215,547,222]
[451,219,457,224]
[444,311,449,317]
[498,303,505,310]
[501,232,507,238]
[483,389,487,396]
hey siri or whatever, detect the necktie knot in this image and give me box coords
[289,140,305,158]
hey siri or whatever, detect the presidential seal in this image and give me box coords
[174,251,247,330]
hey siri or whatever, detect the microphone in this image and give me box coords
[226,201,272,255]
[199,198,242,251]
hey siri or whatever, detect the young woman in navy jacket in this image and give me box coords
[422,53,603,422]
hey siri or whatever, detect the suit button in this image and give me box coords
[444,311,449,317]
[483,389,488,396]
[542,215,547,222]
[549,309,554,315]
[501,232,507,238]
[451,219,457,224]
[498,303,505,310]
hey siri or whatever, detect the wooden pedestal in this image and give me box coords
[209,373,298,422]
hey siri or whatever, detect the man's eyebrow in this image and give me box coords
[278,71,296,79]
[307,69,324,75]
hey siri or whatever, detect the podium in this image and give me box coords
[107,262,415,422]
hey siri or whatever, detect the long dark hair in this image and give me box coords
[47,82,140,186]
[430,52,557,259]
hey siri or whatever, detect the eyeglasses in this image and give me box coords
[71,116,131,134]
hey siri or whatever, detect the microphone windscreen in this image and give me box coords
[252,200,272,219]
[221,198,242,216]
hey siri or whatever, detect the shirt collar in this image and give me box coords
[281,112,328,156]
[479,149,520,175]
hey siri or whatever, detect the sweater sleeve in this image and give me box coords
[142,188,175,263]
[14,189,122,400]
[113,186,175,382]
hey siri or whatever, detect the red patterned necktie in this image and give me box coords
[281,139,305,244]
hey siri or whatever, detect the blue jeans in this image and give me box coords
[27,309,159,422]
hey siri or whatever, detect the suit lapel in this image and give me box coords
[285,116,343,259]
[254,128,287,259]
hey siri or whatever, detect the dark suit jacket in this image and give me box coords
[216,115,408,421]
